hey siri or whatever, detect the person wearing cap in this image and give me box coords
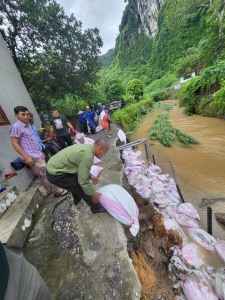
[78,110,88,134]
[49,108,77,149]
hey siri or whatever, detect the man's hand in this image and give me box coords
[92,192,101,204]
[24,156,34,166]
[91,176,99,185]
[71,128,77,134]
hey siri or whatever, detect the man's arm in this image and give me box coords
[11,137,33,165]
[66,121,76,133]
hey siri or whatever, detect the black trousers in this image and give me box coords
[46,171,102,210]
[56,134,73,149]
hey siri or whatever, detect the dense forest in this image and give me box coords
[1,0,225,117]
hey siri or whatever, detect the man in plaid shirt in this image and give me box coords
[9,106,68,196]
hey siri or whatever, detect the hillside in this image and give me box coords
[102,0,225,117]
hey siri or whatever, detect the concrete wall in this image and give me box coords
[0,33,40,182]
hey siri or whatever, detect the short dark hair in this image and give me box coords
[51,108,58,112]
[14,106,29,114]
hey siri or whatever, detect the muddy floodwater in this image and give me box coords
[131,100,225,198]
[131,99,225,244]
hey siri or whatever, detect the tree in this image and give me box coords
[101,74,125,101]
[126,79,144,100]
[0,0,103,109]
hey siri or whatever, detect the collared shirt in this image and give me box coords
[31,124,45,151]
[47,144,95,196]
[9,120,42,158]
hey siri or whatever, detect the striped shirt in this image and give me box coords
[9,120,42,158]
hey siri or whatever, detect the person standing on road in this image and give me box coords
[46,139,109,213]
[49,108,76,149]
[100,107,112,138]
[9,106,68,197]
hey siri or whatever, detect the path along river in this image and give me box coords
[130,100,225,242]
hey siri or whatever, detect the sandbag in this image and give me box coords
[188,228,217,251]
[178,203,200,220]
[117,129,127,143]
[83,136,95,144]
[97,184,139,236]
[181,275,218,300]
[181,243,205,268]
[176,213,199,228]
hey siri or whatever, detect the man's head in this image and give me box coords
[104,106,109,113]
[14,106,30,124]
[94,139,109,158]
[52,108,59,118]
[42,114,49,122]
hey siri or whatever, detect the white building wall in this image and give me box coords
[0,33,40,182]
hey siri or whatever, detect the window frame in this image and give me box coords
[0,106,10,126]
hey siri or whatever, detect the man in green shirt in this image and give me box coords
[46,139,109,213]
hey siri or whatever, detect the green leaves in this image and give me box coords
[126,79,144,101]
[148,108,198,147]
[0,0,103,109]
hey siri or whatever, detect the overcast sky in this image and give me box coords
[56,0,126,54]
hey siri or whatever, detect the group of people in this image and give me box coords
[78,103,112,138]
[9,106,109,213]
[2,105,110,299]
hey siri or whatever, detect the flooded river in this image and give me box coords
[131,100,225,198]
[131,100,225,242]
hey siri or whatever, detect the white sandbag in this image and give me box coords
[176,213,199,228]
[90,165,104,177]
[75,131,83,140]
[178,203,200,220]
[135,182,152,199]
[161,205,178,219]
[165,188,181,204]
[157,173,170,182]
[95,125,103,132]
[188,228,217,251]
[153,193,171,208]
[215,240,225,263]
[168,255,190,274]
[97,184,139,236]
[152,177,165,193]
[181,243,205,268]
[125,159,145,167]
[181,275,218,300]
[117,129,127,143]
[215,268,225,300]
[147,163,162,174]
[83,136,95,144]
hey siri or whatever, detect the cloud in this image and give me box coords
[57,0,126,54]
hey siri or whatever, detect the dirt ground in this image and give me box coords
[123,175,184,300]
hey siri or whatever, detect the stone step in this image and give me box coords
[0,187,44,246]
[0,185,19,217]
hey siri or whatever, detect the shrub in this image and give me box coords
[126,79,144,101]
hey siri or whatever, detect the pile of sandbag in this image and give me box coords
[118,130,225,300]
